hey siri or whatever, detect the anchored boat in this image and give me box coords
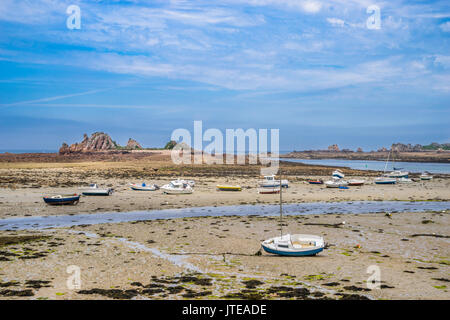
[307,179,323,185]
[325,178,348,188]
[348,179,365,186]
[130,183,159,191]
[384,170,409,178]
[161,180,193,194]
[332,169,345,179]
[43,194,80,205]
[216,185,242,191]
[420,172,433,180]
[261,234,325,256]
[258,187,280,194]
[260,175,289,188]
[374,177,396,185]
[261,170,324,256]
[80,184,113,196]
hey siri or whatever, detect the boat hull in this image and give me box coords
[258,187,280,194]
[130,184,159,191]
[81,189,113,196]
[216,185,242,191]
[261,244,323,256]
[374,180,396,185]
[43,195,80,205]
[308,180,323,185]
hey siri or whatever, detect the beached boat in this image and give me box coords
[374,177,396,185]
[261,234,324,256]
[260,175,289,188]
[161,180,193,194]
[348,179,365,186]
[43,194,80,205]
[384,170,409,178]
[420,172,433,180]
[307,179,323,185]
[261,170,324,257]
[397,177,413,184]
[258,187,280,194]
[130,183,159,191]
[325,178,348,188]
[332,169,345,179]
[217,185,242,191]
[79,184,113,196]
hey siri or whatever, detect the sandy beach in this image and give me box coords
[0,157,449,300]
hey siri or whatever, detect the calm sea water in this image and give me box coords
[281,158,450,174]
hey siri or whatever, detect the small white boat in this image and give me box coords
[420,172,433,180]
[374,177,396,185]
[79,184,113,196]
[261,234,324,256]
[332,169,345,179]
[325,178,348,188]
[397,177,413,184]
[384,170,409,178]
[161,180,193,194]
[348,179,365,186]
[260,175,289,188]
[130,183,159,191]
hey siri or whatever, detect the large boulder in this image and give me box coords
[59,132,118,154]
[126,138,142,149]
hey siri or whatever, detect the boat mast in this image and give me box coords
[280,169,283,237]
[383,149,391,173]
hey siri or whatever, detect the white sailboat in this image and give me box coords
[261,170,325,256]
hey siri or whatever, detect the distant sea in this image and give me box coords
[0,149,58,154]
[282,158,450,174]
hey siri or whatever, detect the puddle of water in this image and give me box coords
[0,201,448,231]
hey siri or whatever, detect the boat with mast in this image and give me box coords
[261,170,325,256]
[375,150,397,184]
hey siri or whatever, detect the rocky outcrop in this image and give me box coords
[126,138,142,150]
[391,143,423,152]
[59,132,118,154]
[327,144,340,152]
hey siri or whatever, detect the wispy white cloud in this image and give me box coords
[0,88,115,107]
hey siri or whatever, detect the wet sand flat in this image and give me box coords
[0,210,448,300]
[0,175,449,218]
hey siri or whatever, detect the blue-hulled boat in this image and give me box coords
[261,170,325,257]
[43,194,80,205]
[261,234,325,256]
[374,177,396,184]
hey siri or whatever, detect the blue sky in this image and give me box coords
[0,0,449,151]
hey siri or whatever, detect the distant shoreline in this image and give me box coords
[281,150,450,164]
